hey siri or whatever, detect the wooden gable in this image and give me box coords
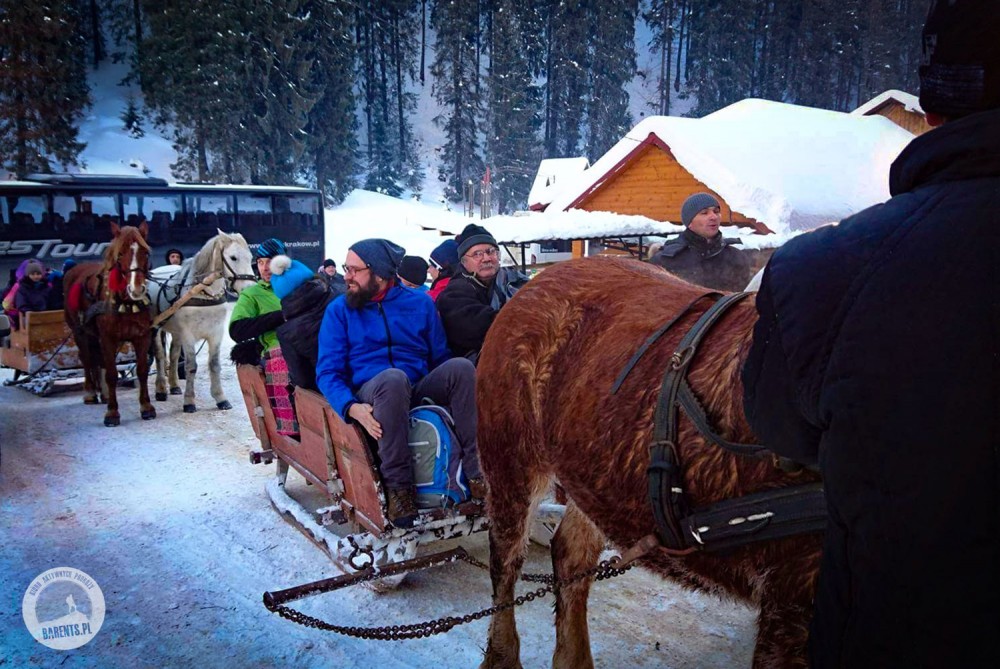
[867,99,931,135]
[567,135,770,234]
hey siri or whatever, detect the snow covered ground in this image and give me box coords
[0,335,757,668]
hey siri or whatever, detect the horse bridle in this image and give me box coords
[612,291,827,555]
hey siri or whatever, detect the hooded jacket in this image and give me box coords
[742,109,1000,668]
[315,284,450,419]
[276,279,335,391]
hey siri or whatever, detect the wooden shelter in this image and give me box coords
[539,99,915,242]
[559,133,769,234]
[852,90,932,136]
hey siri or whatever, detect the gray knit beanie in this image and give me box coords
[680,193,721,228]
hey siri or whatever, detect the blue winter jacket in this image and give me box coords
[315,284,451,419]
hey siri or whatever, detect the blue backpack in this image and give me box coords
[408,405,469,508]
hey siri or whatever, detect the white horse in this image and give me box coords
[147,231,256,412]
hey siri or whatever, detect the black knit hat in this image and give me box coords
[456,224,498,258]
[397,256,429,287]
[919,0,1000,118]
[321,258,336,269]
[165,248,184,264]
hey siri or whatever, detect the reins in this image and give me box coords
[616,290,827,554]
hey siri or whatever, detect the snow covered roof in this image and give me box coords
[852,89,924,116]
[528,157,590,209]
[545,98,916,235]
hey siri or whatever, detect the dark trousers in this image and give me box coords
[356,358,481,489]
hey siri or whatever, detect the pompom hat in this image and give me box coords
[269,254,315,300]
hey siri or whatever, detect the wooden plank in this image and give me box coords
[317,398,389,535]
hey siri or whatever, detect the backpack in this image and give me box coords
[408,405,468,508]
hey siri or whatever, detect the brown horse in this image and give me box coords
[477,257,822,669]
[65,223,155,426]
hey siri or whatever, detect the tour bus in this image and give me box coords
[0,174,325,282]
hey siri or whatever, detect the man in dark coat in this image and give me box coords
[436,223,529,362]
[319,258,347,297]
[651,192,751,292]
[742,3,1000,666]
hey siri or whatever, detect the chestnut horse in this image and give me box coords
[65,223,155,426]
[478,257,821,669]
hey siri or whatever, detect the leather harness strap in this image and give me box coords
[615,290,827,554]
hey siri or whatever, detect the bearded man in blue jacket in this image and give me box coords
[315,238,484,528]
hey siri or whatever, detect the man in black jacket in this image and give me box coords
[436,224,528,362]
[742,2,1000,666]
[651,192,751,292]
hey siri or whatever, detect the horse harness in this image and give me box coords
[153,245,255,316]
[613,291,827,555]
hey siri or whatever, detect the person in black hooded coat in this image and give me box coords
[742,3,1000,666]
[272,258,335,392]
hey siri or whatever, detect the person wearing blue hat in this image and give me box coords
[315,238,485,528]
[427,239,459,301]
[650,192,750,292]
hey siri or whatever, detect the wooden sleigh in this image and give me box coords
[1,309,138,396]
[236,364,492,587]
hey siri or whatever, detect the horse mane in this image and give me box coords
[190,231,249,278]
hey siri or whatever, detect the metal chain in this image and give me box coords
[264,553,633,640]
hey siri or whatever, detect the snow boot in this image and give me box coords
[386,486,419,529]
[468,477,487,502]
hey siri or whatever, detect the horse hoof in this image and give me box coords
[216,400,232,410]
[170,387,183,396]
[104,416,120,427]
[183,404,197,413]
[155,392,168,402]
[141,409,157,420]
[84,396,100,405]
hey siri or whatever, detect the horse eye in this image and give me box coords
[230,255,237,260]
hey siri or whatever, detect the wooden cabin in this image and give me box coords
[559,133,771,234]
[852,90,932,136]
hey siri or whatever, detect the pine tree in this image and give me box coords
[485,0,542,213]
[544,0,589,157]
[587,0,637,159]
[120,96,145,137]
[430,0,484,202]
[302,0,358,203]
[0,1,91,177]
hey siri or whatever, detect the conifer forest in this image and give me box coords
[0,0,930,211]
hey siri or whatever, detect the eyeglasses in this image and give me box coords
[464,248,499,261]
[343,264,370,276]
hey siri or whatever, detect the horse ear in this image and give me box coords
[139,221,149,238]
[217,227,228,238]
[111,222,121,237]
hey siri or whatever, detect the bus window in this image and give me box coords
[7,195,48,227]
[276,194,321,230]
[53,193,119,232]
[182,193,234,230]
[236,194,273,229]
[122,192,181,244]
